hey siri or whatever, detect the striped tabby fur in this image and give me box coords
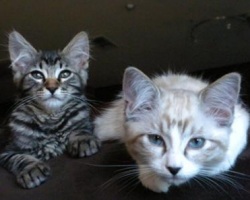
[0,31,100,189]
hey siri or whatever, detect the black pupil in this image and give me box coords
[155,136,161,141]
[148,135,163,146]
[31,71,43,79]
[194,138,202,144]
[60,70,71,78]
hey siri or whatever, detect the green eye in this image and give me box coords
[188,138,205,149]
[31,71,44,80]
[148,134,164,146]
[59,70,72,79]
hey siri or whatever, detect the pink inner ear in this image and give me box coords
[124,100,129,111]
[77,59,86,69]
[12,58,31,74]
[207,107,232,126]
[68,52,88,69]
[125,100,136,113]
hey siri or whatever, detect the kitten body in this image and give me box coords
[0,31,100,189]
[94,67,249,193]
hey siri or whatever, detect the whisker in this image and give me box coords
[226,170,250,179]
[196,168,250,197]
[192,177,207,190]
[117,173,140,193]
[96,164,155,193]
[86,98,103,104]
[99,168,139,191]
[62,93,100,113]
[85,163,137,168]
[197,176,223,193]
[0,95,42,126]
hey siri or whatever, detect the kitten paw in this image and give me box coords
[16,162,51,189]
[67,134,101,157]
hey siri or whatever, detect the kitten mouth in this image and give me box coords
[45,95,62,101]
[162,176,187,185]
[167,177,188,185]
[50,96,59,99]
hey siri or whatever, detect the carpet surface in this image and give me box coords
[0,63,250,200]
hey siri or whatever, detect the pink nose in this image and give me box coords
[44,79,59,94]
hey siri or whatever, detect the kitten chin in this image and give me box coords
[138,167,190,193]
[39,91,70,111]
[139,172,171,193]
[94,67,249,193]
[42,98,65,111]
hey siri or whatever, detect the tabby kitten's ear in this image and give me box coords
[62,32,89,69]
[200,73,241,126]
[8,31,37,73]
[123,67,159,119]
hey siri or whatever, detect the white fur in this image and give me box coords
[94,67,249,193]
[94,72,208,141]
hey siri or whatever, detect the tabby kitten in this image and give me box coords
[94,67,249,193]
[0,31,100,189]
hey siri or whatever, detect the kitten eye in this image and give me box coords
[31,71,44,80]
[148,134,164,146]
[188,138,205,149]
[59,70,72,79]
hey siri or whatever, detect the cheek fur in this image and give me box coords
[23,78,43,95]
[187,143,227,166]
[178,160,200,179]
[126,136,164,164]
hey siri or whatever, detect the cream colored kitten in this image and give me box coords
[94,67,249,193]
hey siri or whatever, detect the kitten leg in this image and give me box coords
[67,132,101,157]
[17,161,50,189]
[0,152,50,189]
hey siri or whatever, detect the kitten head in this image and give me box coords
[123,67,240,193]
[8,31,90,110]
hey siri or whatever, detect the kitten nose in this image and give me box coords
[45,79,59,94]
[47,87,57,94]
[167,167,181,176]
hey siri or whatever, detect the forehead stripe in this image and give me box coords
[41,51,62,66]
[39,62,43,69]
[162,115,192,134]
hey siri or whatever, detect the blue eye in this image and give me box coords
[188,138,205,149]
[148,135,164,146]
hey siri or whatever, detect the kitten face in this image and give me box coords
[125,90,229,192]
[21,51,87,109]
[122,67,242,193]
[8,31,89,110]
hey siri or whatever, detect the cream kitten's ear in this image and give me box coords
[62,31,89,69]
[9,31,37,73]
[200,73,241,126]
[123,67,159,119]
